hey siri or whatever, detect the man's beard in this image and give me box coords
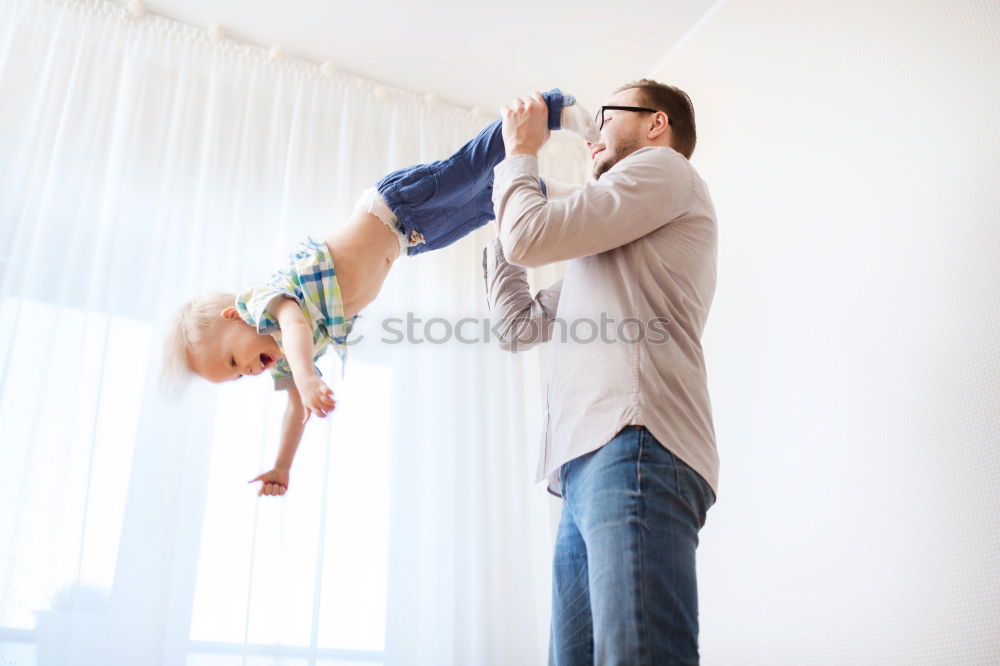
[593,138,641,180]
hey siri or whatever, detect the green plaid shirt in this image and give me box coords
[236,237,356,390]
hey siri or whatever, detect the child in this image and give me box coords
[164,89,598,497]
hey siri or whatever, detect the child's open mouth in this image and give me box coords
[260,353,272,367]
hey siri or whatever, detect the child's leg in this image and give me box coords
[374,89,596,256]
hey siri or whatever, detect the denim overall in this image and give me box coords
[376,88,571,256]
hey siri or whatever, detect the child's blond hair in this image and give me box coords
[161,292,236,395]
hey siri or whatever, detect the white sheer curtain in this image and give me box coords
[0,1,589,664]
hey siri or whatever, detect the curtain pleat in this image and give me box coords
[0,1,588,665]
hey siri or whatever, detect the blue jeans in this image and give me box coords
[550,426,717,666]
[376,88,570,256]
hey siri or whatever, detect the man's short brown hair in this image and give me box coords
[615,79,697,159]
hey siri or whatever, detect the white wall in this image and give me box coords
[652,0,1000,663]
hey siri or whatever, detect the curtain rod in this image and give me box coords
[98,0,496,121]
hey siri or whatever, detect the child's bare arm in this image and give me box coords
[250,386,306,497]
[270,297,319,378]
[270,297,336,422]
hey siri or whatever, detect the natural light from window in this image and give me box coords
[189,359,392,662]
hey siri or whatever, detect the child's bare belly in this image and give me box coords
[324,209,400,319]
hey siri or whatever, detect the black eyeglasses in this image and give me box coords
[594,105,670,131]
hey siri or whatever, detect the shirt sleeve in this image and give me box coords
[483,238,562,353]
[236,284,298,335]
[270,359,296,391]
[538,177,583,201]
[492,147,695,268]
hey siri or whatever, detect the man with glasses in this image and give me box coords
[484,79,719,665]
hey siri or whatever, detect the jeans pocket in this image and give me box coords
[394,165,438,206]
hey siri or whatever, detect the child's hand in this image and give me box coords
[250,468,290,497]
[297,375,335,424]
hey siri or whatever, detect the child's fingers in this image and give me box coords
[311,395,335,414]
[301,388,336,422]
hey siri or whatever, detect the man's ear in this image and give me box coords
[647,112,671,141]
[221,307,241,321]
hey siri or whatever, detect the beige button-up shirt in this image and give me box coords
[484,146,719,498]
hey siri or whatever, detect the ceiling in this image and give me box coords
[142,0,719,112]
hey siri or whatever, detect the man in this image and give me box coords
[484,79,719,665]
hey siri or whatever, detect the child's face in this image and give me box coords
[189,308,284,383]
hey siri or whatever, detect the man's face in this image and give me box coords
[188,310,284,383]
[588,88,651,181]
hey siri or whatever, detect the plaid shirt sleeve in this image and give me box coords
[269,359,297,390]
[236,284,296,335]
